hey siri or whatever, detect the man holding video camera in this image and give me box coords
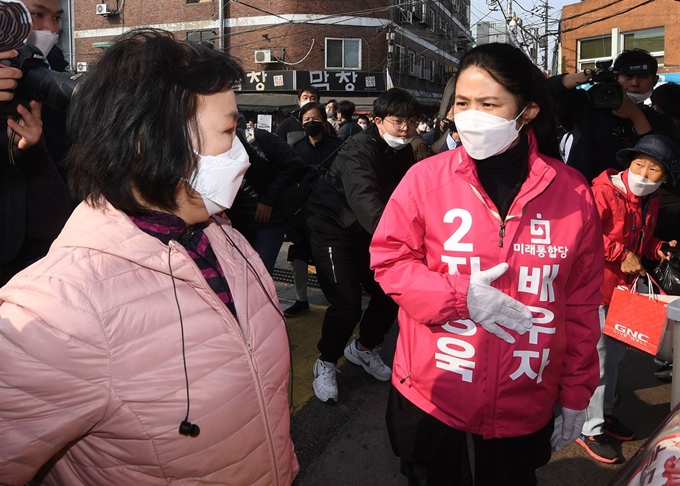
[549,48,678,464]
[550,49,677,183]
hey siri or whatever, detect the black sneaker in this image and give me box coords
[654,361,673,380]
[603,415,634,441]
[576,434,619,463]
[283,300,309,317]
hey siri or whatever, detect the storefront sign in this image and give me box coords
[238,70,386,92]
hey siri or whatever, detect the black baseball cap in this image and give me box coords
[614,49,658,76]
[616,134,680,185]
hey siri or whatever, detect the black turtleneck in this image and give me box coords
[475,134,529,220]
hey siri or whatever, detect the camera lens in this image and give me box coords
[601,88,615,101]
[22,67,85,111]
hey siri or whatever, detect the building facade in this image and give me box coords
[59,0,473,113]
[558,0,679,82]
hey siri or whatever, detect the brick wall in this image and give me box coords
[72,0,461,92]
[560,0,680,74]
[74,0,215,63]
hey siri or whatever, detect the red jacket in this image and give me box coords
[592,169,663,305]
[370,131,603,439]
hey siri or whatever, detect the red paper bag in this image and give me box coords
[604,279,678,355]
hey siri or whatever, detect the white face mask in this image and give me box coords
[28,29,59,57]
[188,137,251,215]
[627,169,664,197]
[358,123,368,130]
[326,109,335,117]
[418,124,427,132]
[627,90,653,104]
[381,130,414,150]
[454,108,527,160]
[299,99,311,108]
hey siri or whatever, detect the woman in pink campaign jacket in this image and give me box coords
[0,30,297,486]
[370,43,604,486]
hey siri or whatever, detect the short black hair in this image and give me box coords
[326,99,338,108]
[614,49,658,76]
[337,100,355,120]
[373,88,420,119]
[357,115,370,124]
[298,85,320,100]
[651,83,680,119]
[67,29,244,213]
[299,102,327,122]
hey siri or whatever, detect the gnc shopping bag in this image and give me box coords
[604,277,678,355]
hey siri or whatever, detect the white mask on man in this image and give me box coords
[28,30,59,57]
[627,90,653,104]
[382,131,414,150]
[188,137,251,215]
[454,108,527,160]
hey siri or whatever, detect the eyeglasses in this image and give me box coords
[383,118,418,131]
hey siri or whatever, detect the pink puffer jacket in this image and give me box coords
[0,201,298,485]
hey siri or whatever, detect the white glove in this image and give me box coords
[550,408,586,452]
[467,262,533,344]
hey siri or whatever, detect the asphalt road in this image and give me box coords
[273,243,674,486]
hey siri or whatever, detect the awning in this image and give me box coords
[235,93,299,112]
[236,93,381,114]
[236,92,440,114]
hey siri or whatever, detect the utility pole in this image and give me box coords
[543,0,549,71]
[219,0,224,52]
[386,23,395,80]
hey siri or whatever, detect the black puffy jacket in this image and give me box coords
[306,124,416,235]
[226,128,303,229]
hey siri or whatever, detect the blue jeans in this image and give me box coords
[582,305,628,436]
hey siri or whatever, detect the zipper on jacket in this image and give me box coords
[498,222,505,247]
[328,246,338,282]
[170,238,282,484]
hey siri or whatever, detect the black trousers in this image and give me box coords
[308,216,398,363]
[386,387,554,486]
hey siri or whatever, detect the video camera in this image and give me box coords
[585,60,623,110]
[1,43,85,115]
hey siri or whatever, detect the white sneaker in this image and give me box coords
[344,338,392,382]
[313,359,339,404]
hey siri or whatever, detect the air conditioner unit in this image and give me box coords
[76,62,89,73]
[403,10,413,24]
[95,3,111,15]
[254,50,273,63]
